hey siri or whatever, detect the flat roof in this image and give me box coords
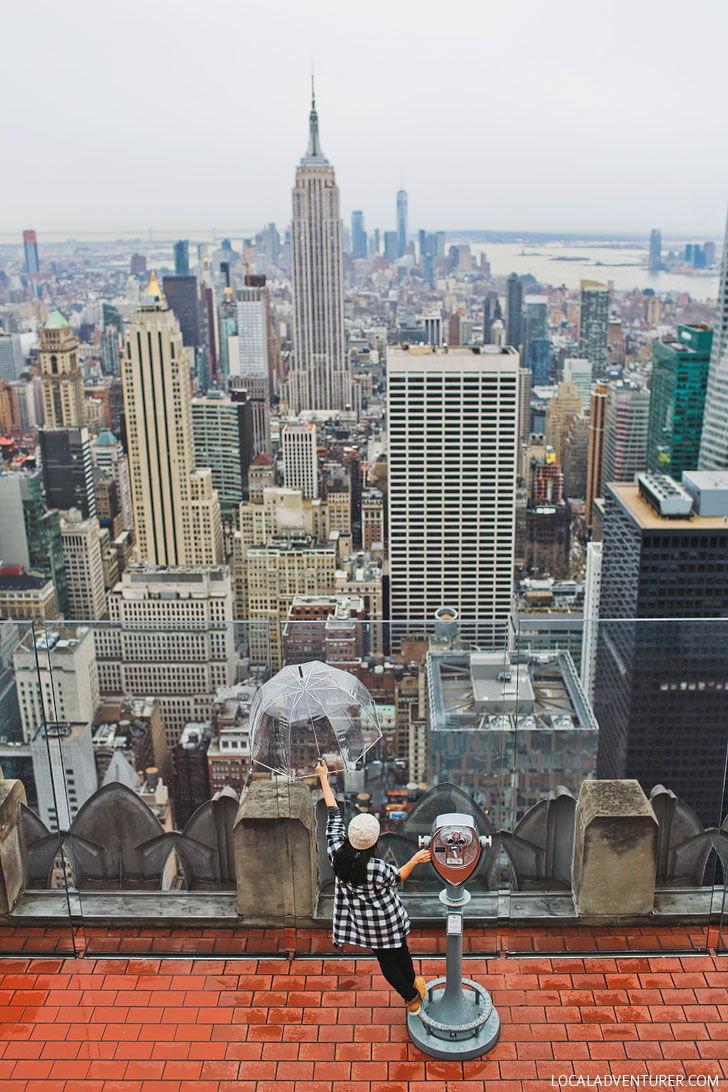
[609,482,728,531]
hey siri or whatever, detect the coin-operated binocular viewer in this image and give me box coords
[407,812,500,1059]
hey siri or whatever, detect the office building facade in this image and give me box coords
[0,470,68,614]
[99,564,235,749]
[282,421,318,498]
[647,324,712,479]
[506,273,523,350]
[60,512,107,620]
[39,427,96,519]
[161,275,200,348]
[387,346,519,630]
[603,381,650,487]
[122,300,223,565]
[595,474,728,825]
[578,280,610,378]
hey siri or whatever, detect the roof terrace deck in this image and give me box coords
[0,934,726,1092]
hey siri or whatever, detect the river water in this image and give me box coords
[468,241,719,300]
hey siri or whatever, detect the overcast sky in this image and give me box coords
[3,0,727,238]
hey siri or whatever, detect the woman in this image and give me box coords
[315,758,432,1014]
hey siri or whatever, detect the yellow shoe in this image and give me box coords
[414,975,426,1001]
[407,995,421,1014]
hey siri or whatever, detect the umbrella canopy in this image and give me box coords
[249,661,382,780]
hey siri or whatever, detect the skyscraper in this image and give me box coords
[174,239,189,276]
[648,228,662,272]
[121,293,223,565]
[236,286,269,380]
[39,427,96,519]
[91,429,133,531]
[351,210,367,259]
[698,210,728,470]
[506,273,523,350]
[0,470,68,615]
[191,392,255,510]
[162,274,201,348]
[522,296,550,385]
[562,358,592,410]
[603,381,650,487]
[647,324,712,479]
[585,381,608,527]
[396,189,408,258]
[0,334,25,382]
[282,421,319,498]
[387,345,519,631]
[60,511,107,620]
[288,86,351,414]
[39,312,84,428]
[578,280,610,378]
[595,473,728,826]
[23,230,39,276]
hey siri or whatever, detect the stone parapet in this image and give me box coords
[573,779,658,916]
[0,771,27,914]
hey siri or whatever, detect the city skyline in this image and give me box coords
[3,0,728,236]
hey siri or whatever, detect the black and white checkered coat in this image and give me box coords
[326,806,411,950]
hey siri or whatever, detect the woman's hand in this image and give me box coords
[314,759,329,779]
[412,848,432,866]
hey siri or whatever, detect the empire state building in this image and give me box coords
[288,87,352,414]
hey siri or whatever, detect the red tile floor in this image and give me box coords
[0,947,727,1092]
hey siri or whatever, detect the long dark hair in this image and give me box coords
[332,838,379,887]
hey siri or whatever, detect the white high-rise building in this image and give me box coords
[282,421,318,498]
[98,564,236,749]
[288,87,352,414]
[562,358,593,410]
[387,346,519,631]
[60,511,107,620]
[121,288,223,565]
[699,209,728,470]
[0,333,24,382]
[236,287,269,380]
[31,720,98,831]
[14,627,99,743]
[580,539,603,705]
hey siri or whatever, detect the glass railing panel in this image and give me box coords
[508,614,727,954]
[38,617,297,958]
[280,615,512,958]
[0,620,76,955]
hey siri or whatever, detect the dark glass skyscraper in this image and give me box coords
[595,474,728,826]
[174,239,190,276]
[522,296,550,385]
[162,275,201,348]
[506,273,523,350]
[646,324,712,479]
[39,427,96,519]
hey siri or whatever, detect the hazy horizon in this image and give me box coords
[3,0,727,237]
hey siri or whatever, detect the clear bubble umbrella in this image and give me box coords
[249,661,382,780]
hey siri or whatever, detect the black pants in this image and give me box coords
[372,942,418,1002]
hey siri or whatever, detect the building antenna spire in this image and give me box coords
[305,64,325,161]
